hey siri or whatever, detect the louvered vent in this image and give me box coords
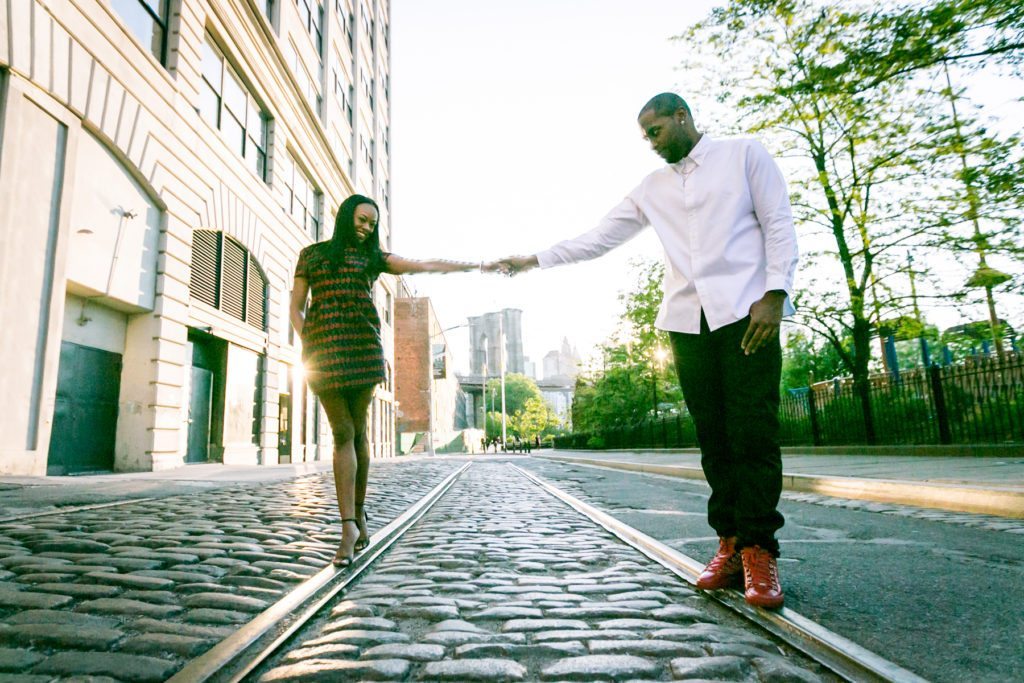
[221,238,246,321]
[246,253,268,330]
[189,230,220,308]
[189,230,268,332]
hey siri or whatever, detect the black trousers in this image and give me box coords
[669,313,785,554]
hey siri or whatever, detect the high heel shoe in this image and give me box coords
[354,503,370,552]
[333,518,359,567]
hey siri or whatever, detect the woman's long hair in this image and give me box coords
[329,194,383,271]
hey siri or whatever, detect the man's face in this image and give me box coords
[639,108,688,164]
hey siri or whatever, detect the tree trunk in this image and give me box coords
[851,317,876,444]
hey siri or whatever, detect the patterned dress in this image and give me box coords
[295,242,388,394]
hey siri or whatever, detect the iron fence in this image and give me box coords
[555,354,1024,449]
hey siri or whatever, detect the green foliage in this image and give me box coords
[571,259,683,432]
[509,397,562,441]
[485,373,541,419]
[781,329,849,389]
[679,0,1023,391]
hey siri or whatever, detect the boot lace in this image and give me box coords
[707,539,740,573]
[744,547,778,587]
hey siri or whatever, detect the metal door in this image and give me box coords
[47,342,121,474]
[186,366,213,463]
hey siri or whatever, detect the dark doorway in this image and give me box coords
[278,363,293,464]
[186,366,213,463]
[47,341,122,475]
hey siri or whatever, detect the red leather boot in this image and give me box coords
[741,545,784,609]
[695,536,743,590]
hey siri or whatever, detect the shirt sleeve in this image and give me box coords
[368,250,391,280]
[746,141,799,295]
[294,246,310,279]
[535,195,648,268]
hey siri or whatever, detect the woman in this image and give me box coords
[290,194,478,566]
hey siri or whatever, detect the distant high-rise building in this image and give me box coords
[543,338,581,381]
[468,309,524,376]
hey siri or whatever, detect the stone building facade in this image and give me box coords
[0,0,395,475]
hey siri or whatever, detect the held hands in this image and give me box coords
[741,290,786,355]
[482,255,539,277]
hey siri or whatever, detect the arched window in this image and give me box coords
[189,230,268,330]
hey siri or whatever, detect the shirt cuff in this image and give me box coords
[765,275,791,296]
[535,250,560,269]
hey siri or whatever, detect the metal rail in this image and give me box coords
[166,462,472,683]
[0,498,158,523]
[511,464,930,683]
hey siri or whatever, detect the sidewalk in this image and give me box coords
[536,450,1024,518]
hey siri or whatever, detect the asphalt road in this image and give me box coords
[518,456,1024,683]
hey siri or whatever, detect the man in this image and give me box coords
[494,92,798,608]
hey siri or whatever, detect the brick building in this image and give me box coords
[394,296,466,453]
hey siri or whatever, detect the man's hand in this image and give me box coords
[741,290,786,355]
[487,255,539,276]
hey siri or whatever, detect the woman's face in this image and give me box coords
[353,204,379,243]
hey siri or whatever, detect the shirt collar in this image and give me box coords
[673,134,713,172]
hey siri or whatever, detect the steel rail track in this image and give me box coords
[0,498,160,524]
[511,463,930,683]
[166,462,472,683]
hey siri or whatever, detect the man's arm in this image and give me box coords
[493,196,648,276]
[742,141,800,355]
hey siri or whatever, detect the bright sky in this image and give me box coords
[389,0,721,374]
[390,1,1024,375]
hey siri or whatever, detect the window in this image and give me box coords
[200,36,269,181]
[111,0,169,64]
[189,230,268,330]
[280,154,323,239]
[285,43,320,116]
[347,12,355,50]
[297,0,324,54]
[384,290,392,325]
[333,69,353,125]
[263,0,274,22]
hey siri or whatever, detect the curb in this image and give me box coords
[537,455,1024,519]
[556,444,1024,458]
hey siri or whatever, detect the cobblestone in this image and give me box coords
[0,460,461,680]
[31,651,178,682]
[255,463,829,682]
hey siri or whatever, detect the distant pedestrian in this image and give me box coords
[290,194,478,567]
[492,93,798,608]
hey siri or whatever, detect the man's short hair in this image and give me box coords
[639,93,691,119]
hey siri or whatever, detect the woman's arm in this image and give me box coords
[289,276,309,338]
[383,254,479,275]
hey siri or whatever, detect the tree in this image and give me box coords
[510,397,561,441]
[571,259,683,433]
[781,329,849,390]
[805,0,1024,92]
[485,373,542,419]
[679,0,1023,440]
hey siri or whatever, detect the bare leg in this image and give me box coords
[319,391,360,565]
[348,388,375,547]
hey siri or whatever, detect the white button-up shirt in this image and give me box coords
[535,135,799,333]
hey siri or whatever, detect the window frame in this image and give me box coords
[111,0,170,65]
[199,35,270,182]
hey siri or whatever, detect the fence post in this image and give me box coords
[929,363,953,444]
[807,389,823,446]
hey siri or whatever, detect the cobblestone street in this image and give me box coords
[0,460,461,681]
[256,463,830,682]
